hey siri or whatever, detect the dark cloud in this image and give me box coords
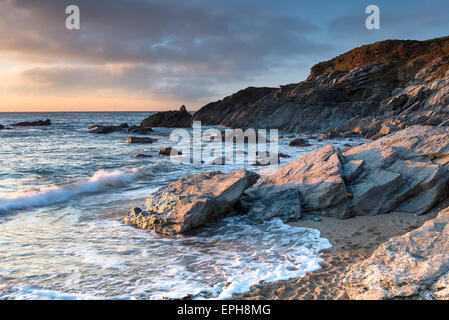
[0,0,448,107]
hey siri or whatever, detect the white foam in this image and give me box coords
[0,168,147,212]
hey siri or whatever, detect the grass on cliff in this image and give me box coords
[310,36,449,84]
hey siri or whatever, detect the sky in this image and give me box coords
[0,0,448,112]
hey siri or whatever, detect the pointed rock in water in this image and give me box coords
[141,105,192,128]
[344,206,449,300]
[126,137,157,144]
[124,170,260,235]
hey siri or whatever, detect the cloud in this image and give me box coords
[0,0,448,109]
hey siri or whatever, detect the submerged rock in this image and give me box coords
[141,105,192,128]
[126,137,157,144]
[344,207,449,300]
[124,170,260,235]
[133,153,152,158]
[12,119,51,127]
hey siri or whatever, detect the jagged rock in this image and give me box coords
[263,144,350,218]
[344,126,449,216]
[141,105,192,128]
[344,207,449,300]
[12,119,51,127]
[289,138,311,147]
[124,170,260,235]
[159,147,182,156]
[89,123,129,134]
[126,137,157,144]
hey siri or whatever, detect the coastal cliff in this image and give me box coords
[193,36,449,140]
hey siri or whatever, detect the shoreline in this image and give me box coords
[233,201,447,300]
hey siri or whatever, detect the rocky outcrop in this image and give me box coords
[12,119,51,127]
[141,105,192,128]
[193,36,449,139]
[344,207,449,300]
[126,137,157,144]
[254,126,449,219]
[124,170,259,235]
[193,87,277,126]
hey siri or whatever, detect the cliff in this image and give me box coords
[193,36,449,139]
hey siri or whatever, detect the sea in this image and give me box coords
[0,112,362,300]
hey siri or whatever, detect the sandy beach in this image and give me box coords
[234,200,449,300]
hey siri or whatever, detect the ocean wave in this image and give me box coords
[0,168,147,212]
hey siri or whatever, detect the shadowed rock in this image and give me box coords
[289,138,311,147]
[141,105,192,128]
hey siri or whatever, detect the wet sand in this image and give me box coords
[233,202,448,300]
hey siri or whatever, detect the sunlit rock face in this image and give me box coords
[344,207,449,300]
[124,170,259,235]
[193,37,449,139]
[257,125,449,219]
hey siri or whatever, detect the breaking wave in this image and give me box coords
[0,168,147,212]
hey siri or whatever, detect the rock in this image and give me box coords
[241,184,302,222]
[12,119,51,127]
[264,144,350,218]
[289,138,311,147]
[124,170,260,235]
[344,126,449,216]
[128,125,153,134]
[344,207,449,300]
[210,157,229,165]
[133,153,152,158]
[0,124,4,130]
[159,147,182,156]
[301,215,322,222]
[89,123,129,134]
[126,137,157,144]
[141,105,192,128]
